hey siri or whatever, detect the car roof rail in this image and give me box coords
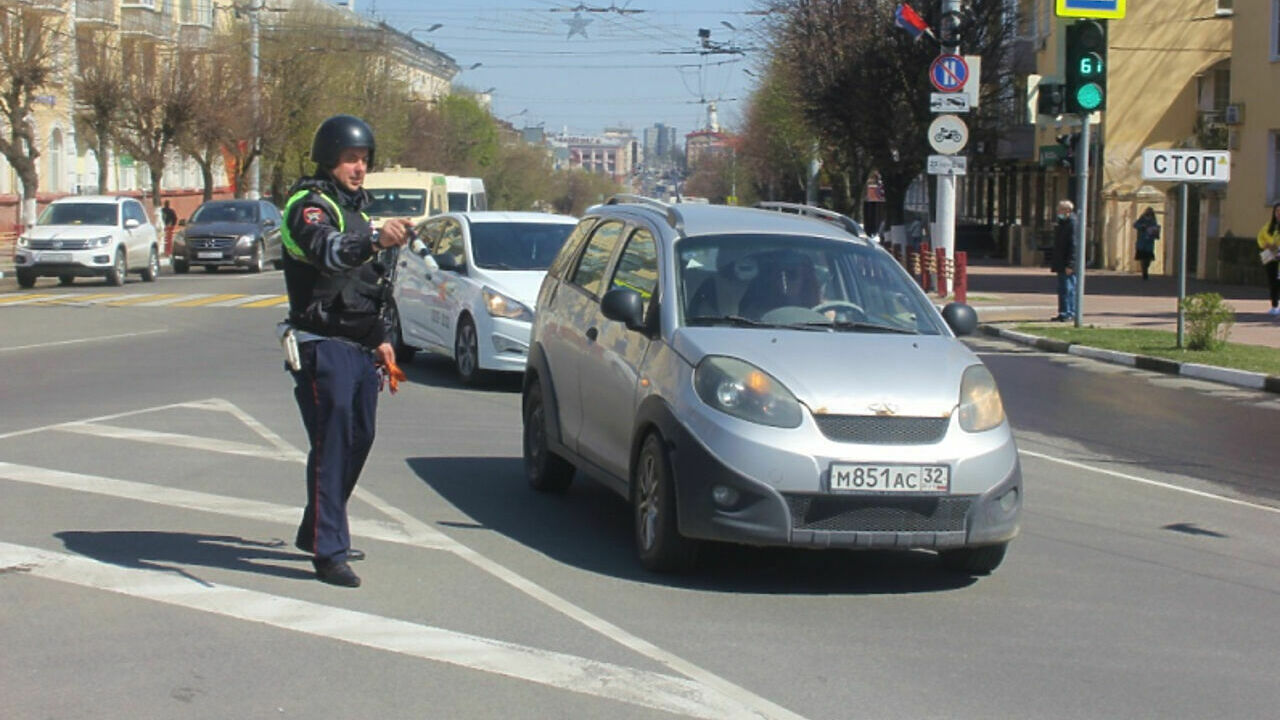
[606,193,684,234]
[754,201,864,236]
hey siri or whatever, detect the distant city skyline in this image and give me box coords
[351,0,762,136]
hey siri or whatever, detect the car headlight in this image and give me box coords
[16,235,29,248]
[89,235,113,248]
[958,364,1005,433]
[236,234,254,247]
[483,287,532,321]
[694,355,803,428]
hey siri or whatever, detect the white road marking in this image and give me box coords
[0,462,452,551]
[56,422,302,462]
[0,329,169,353]
[1020,449,1280,515]
[0,542,767,720]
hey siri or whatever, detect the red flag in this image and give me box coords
[894,3,934,42]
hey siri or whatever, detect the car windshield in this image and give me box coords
[469,222,573,271]
[365,189,426,217]
[448,192,469,212]
[677,233,944,335]
[38,203,117,227]
[191,203,258,224]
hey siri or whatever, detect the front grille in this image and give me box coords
[814,415,949,445]
[29,238,94,250]
[187,236,236,250]
[785,493,971,532]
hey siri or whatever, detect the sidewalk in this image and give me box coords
[963,260,1280,351]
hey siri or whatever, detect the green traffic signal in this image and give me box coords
[1065,19,1108,113]
[1075,83,1103,112]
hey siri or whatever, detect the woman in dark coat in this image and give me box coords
[1133,208,1160,280]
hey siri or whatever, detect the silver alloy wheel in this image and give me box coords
[143,248,159,281]
[455,318,478,380]
[108,249,126,286]
[636,449,660,552]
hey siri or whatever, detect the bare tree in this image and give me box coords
[0,6,66,224]
[114,42,198,213]
[177,46,247,202]
[74,33,123,194]
[764,0,1018,224]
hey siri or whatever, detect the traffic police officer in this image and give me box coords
[280,114,413,587]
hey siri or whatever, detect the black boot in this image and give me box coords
[313,558,361,588]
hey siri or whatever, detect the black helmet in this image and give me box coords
[310,114,375,169]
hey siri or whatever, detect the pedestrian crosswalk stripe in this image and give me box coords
[0,291,291,308]
[105,293,182,306]
[240,294,291,308]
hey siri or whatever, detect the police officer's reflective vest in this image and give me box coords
[280,188,387,345]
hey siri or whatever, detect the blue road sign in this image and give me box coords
[1056,0,1125,19]
[929,54,969,93]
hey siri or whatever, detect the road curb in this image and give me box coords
[978,323,1280,394]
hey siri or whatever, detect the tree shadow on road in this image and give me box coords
[408,456,979,596]
[54,530,314,586]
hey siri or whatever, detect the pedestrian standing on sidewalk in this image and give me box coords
[1133,207,1160,281]
[1049,199,1077,322]
[279,115,414,588]
[1258,201,1280,316]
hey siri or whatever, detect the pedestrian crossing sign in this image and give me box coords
[1056,0,1125,19]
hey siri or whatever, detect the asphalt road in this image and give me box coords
[1,269,1277,719]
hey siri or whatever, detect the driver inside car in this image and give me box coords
[739,250,822,320]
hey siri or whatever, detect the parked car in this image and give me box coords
[172,199,283,273]
[389,211,579,384]
[13,195,161,288]
[522,196,1021,574]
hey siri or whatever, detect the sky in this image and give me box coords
[347,1,769,138]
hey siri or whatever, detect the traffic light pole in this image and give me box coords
[935,0,962,282]
[1073,113,1090,327]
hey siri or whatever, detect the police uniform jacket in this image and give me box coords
[281,173,391,349]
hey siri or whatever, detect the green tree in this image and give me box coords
[487,141,554,211]
[548,169,622,216]
[738,59,813,203]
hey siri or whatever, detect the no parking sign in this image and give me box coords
[929,54,969,93]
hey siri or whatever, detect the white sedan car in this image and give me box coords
[389,211,579,385]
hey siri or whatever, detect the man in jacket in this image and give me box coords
[1049,199,1078,322]
[281,114,414,587]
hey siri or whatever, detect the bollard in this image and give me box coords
[920,243,933,293]
[954,251,968,304]
[936,247,949,298]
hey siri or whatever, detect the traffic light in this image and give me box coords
[1037,82,1065,117]
[1065,19,1107,113]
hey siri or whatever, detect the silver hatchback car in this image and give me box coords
[523,197,1020,575]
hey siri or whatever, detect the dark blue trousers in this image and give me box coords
[291,339,379,564]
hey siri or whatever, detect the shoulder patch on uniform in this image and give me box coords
[302,206,325,224]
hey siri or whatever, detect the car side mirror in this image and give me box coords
[433,253,462,273]
[601,287,647,332]
[941,302,978,336]
[178,219,186,227]
[124,218,140,229]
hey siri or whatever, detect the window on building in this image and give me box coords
[1270,131,1280,205]
[1215,0,1232,15]
[1274,0,1280,59]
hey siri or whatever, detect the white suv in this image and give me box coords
[14,195,161,288]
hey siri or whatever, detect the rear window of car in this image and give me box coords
[192,203,258,224]
[469,222,574,271]
[39,203,117,227]
[677,233,944,334]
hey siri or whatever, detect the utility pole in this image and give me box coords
[935,0,963,269]
[247,0,261,200]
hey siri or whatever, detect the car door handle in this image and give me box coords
[585,327,598,342]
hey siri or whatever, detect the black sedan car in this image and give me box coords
[172,199,284,273]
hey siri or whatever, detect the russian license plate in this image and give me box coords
[41,252,72,262]
[830,463,950,493]
[197,251,222,259]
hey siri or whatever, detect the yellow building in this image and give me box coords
[964,0,1236,281]
[1212,0,1280,285]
